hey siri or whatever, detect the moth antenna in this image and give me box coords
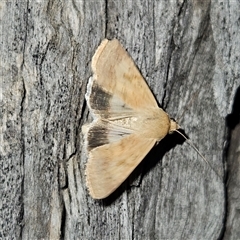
[174,129,221,179]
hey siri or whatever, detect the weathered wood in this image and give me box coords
[1,0,239,239]
[224,86,240,240]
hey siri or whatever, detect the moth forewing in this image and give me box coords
[90,39,159,110]
[85,134,156,199]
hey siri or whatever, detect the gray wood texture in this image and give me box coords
[1,1,239,239]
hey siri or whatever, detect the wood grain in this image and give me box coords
[1,0,240,239]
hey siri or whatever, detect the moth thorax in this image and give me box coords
[169,120,179,133]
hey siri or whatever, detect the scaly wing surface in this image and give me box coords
[86,132,156,199]
[87,39,158,119]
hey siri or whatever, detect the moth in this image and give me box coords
[82,39,210,199]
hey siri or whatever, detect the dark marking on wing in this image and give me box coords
[87,124,109,151]
[89,81,112,114]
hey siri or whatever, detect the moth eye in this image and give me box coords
[170,117,177,123]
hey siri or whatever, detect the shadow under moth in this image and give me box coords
[82,39,217,199]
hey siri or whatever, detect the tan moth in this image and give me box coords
[82,39,214,199]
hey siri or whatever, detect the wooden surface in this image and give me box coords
[1,1,239,239]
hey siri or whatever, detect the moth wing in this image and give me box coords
[85,76,136,120]
[91,39,158,110]
[84,120,134,151]
[86,133,156,199]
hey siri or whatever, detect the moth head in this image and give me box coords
[169,119,179,134]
